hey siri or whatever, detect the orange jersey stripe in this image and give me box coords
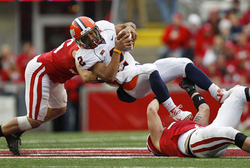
[122,75,139,91]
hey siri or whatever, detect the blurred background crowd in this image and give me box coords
[2,0,250,86]
[159,0,250,87]
[1,0,250,131]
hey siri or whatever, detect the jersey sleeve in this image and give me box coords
[96,20,115,32]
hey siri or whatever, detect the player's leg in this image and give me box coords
[125,63,192,120]
[210,86,248,128]
[0,96,66,156]
[44,107,67,123]
[188,86,250,157]
[149,70,192,120]
[154,57,237,104]
[1,82,67,134]
[0,57,47,155]
[189,126,250,157]
[43,82,67,122]
[184,63,238,103]
[189,126,239,158]
[153,57,192,83]
[0,118,33,135]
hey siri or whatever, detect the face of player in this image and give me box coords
[80,30,99,49]
[81,30,96,43]
[80,29,101,49]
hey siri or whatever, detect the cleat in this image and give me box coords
[217,85,240,103]
[170,104,193,121]
[179,78,196,93]
[5,134,22,156]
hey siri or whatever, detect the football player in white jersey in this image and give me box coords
[71,16,192,121]
[70,16,232,121]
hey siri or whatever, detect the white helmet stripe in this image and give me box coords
[74,18,87,31]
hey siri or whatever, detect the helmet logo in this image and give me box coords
[70,29,75,37]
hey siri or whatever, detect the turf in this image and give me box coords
[1,157,250,168]
[1,130,250,167]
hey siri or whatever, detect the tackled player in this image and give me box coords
[71,16,233,122]
[70,16,192,121]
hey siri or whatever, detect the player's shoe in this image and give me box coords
[217,85,240,104]
[5,134,22,156]
[179,77,196,93]
[169,104,192,121]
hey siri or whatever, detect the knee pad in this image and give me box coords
[17,116,32,131]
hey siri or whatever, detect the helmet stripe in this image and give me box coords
[74,18,87,31]
[78,17,88,28]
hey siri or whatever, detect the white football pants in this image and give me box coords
[189,86,247,157]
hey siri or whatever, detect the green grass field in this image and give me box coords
[1,130,250,168]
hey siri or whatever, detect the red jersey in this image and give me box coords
[147,120,204,157]
[162,25,190,50]
[194,23,215,57]
[37,39,79,83]
[17,53,35,82]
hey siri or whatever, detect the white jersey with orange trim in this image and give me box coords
[75,21,195,100]
[75,20,145,85]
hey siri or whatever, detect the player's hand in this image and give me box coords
[124,24,137,42]
[115,30,133,52]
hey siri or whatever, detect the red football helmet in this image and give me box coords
[70,16,102,49]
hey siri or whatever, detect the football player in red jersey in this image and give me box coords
[0,20,135,155]
[147,78,250,158]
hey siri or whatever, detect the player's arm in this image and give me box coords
[75,50,119,83]
[90,30,133,83]
[190,92,210,126]
[179,78,210,126]
[89,61,119,83]
[115,22,137,41]
[74,42,118,83]
[147,98,164,152]
[76,66,100,84]
[73,50,100,84]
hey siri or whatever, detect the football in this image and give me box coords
[117,29,133,52]
[117,29,130,40]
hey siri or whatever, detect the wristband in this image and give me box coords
[113,49,121,54]
[192,94,206,111]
